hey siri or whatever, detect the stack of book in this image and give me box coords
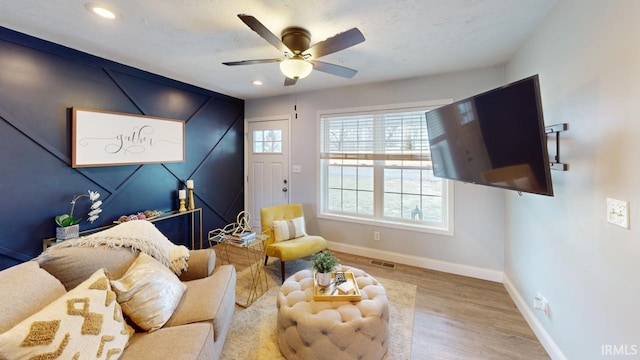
[225,231,256,246]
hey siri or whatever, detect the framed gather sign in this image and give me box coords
[72,107,185,168]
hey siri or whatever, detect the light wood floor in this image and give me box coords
[218,246,550,360]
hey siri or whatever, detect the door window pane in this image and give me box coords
[253,129,282,154]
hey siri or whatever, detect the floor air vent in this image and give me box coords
[370,259,397,269]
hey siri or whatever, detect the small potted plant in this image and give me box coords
[311,251,339,286]
[55,190,102,241]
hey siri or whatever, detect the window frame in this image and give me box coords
[317,100,454,236]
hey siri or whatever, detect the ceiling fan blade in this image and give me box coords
[310,60,358,78]
[304,28,365,59]
[284,77,297,86]
[238,14,292,55]
[223,58,282,66]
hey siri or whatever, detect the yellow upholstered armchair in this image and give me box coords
[261,203,327,283]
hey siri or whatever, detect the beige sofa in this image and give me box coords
[0,246,236,360]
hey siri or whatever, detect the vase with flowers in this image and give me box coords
[55,190,102,241]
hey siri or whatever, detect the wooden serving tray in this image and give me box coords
[313,272,362,302]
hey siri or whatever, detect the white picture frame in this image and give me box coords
[72,107,185,168]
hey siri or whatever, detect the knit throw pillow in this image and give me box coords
[0,268,133,360]
[110,253,187,332]
[272,217,306,242]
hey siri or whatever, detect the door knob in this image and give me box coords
[282,187,288,192]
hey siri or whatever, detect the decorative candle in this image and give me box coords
[178,189,186,199]
[186,179,194,189]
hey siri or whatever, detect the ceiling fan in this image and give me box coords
[223,14,365,86]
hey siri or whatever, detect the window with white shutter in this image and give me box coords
[319,101,453,234]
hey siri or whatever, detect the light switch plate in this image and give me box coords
[292,165,302,173]
[607,198,629,229]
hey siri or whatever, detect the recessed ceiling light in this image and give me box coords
[252,80,263,86]
[85,3,117,19]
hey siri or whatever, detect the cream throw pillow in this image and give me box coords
[110,253,187,332]
[272,216,306,242]
[0,268,133,360]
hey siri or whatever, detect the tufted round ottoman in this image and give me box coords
[277,266,389,360]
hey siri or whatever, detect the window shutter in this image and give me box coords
[320,110,431,163]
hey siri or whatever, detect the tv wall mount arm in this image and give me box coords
[545,123,568,171]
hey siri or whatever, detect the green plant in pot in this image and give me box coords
[311,251,339,286]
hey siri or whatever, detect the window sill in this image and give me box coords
[317,212,454,236]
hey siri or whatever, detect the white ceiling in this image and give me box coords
[0,0,557,100]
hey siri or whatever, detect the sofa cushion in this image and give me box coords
[110,253,187,332]
[164,264,236,342]
[37,246,137,290]
[0,261,66,333]
[121,323,214,360]
[78,220,190,274]
[0,268,133,360]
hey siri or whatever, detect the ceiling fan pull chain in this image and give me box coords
[294,85,299,119]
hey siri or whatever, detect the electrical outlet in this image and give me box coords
[373,231,380,241]
[607,198,629,229]
[534,293,550,317]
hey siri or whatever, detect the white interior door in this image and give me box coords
[247,118,289,229]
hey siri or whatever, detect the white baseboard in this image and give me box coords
[328,240,565,358]
[326,241,566,359]
[326,240,503,282]
[502,275,567,360]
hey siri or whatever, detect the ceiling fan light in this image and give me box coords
[280,58,312,80]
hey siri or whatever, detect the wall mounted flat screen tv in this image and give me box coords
[425,75,553,196]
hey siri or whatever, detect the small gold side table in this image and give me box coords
[214,232,269,308]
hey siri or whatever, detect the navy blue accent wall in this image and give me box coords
[0,27,245,269]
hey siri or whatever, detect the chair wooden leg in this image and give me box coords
[264,255,269,266]
[280,260,286,284]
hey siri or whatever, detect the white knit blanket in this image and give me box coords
[47,220,190,274]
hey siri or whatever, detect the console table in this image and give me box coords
[43,208,203,251]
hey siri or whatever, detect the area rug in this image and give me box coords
[221,258,417,359]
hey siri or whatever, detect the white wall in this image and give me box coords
[505,0,640,359]
[247,66,507,279]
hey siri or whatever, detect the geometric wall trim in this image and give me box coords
[0,27,244,269]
